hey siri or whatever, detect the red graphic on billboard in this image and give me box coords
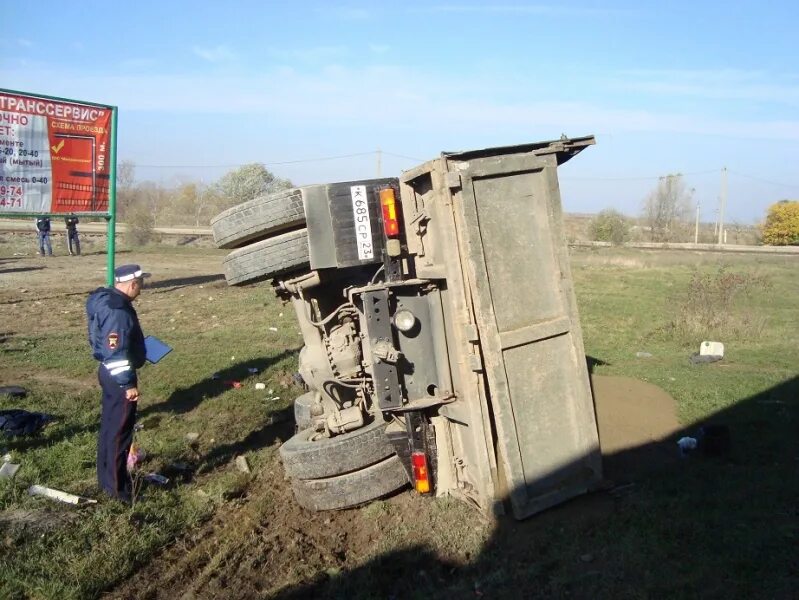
[0,90,113,214]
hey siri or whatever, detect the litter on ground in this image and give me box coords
[28,485,97,505]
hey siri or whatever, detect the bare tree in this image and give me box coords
[642,174,694,242]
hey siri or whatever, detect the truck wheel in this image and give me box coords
[211,188,306,249]
[290,455,409,511]
[222,229,310,285]
[279,418,395,480]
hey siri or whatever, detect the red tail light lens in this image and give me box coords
[411,451,431,494]
[379,188,400,237]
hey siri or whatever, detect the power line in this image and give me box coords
[727,170,799,189]
[133,151,378,169]
[561,169,720,182]
[381,151,426,162]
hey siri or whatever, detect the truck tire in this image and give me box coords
[211,188,306,249]
[222,229,310,285]
[290,455,409,511]
[279,419,395,480]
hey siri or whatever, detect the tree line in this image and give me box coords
[115,161,796,247]
[588,174,796,246]
[116,161,292,244]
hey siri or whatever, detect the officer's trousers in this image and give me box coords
[97,366,137,503]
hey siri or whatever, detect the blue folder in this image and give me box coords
[144,336,172,364]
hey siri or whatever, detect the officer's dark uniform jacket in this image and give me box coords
[86,287,146,389]
[36,217,51,232]
[66,216,79,232]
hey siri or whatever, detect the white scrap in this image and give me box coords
[0,462,20,479]
[700,341,724,357]
[255,383,266,390]
[28,485,97,505]
[235,456,251,474]
[268,327,278,332]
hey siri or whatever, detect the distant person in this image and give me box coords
[35,216,52,256]
[86,264,150,504]
[65,214,81,256]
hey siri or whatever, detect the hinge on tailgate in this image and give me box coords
[445,172,461,189]
[468,353,483,373]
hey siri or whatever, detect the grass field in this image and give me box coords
[1,234,797,599]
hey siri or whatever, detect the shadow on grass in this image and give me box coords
[147,273,225,293]
[198,406,295,474]
[2,421,95,454]
[138,349,300,418]
[272,373,799,599]
[0,266,45,275]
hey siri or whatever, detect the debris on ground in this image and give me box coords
[689,354,723,364]
[185,432,200,442]
[144,473,170,485]
[0,386,27,399]
[27,485,97,505]
[235,456,251,474]
[692,340,724,364]
[268,327,278,332]
[211,373,221,380]
[127,444,145,471]
[700,340,724,357]
[254,383,266,390]
[635,352,653,358]
[677,436,698,457]
[0,409,55,437]
[0,461,21,479]
[677,425,731,458]
[248,367,259,374]
[225,380,243,389]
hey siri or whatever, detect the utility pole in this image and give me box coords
[717,167,727,245]
[694,196,700,244]
[376,148,382,178]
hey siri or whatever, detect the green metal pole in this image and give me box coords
[106,107,119,286]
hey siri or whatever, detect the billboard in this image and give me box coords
[0,90,114,214]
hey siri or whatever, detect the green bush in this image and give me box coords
[589,209,631,245]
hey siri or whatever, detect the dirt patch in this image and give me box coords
[592,374,682,481]
[0,509,79,538]
[107,375,681,599]
[108,463,424,600]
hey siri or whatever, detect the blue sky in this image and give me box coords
[3,0,798,223]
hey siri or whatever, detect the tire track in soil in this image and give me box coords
[107,457,402,600]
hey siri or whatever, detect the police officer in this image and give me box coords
[65,214,81,256]
[86,264,149,503]
[35,216,52,256]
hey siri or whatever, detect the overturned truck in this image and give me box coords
[211,136,603,519]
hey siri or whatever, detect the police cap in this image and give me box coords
[114,264,151,283]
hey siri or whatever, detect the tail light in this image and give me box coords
[379,188,400,237]
[411,451,431,494]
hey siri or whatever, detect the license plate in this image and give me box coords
[350,185,374,260]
